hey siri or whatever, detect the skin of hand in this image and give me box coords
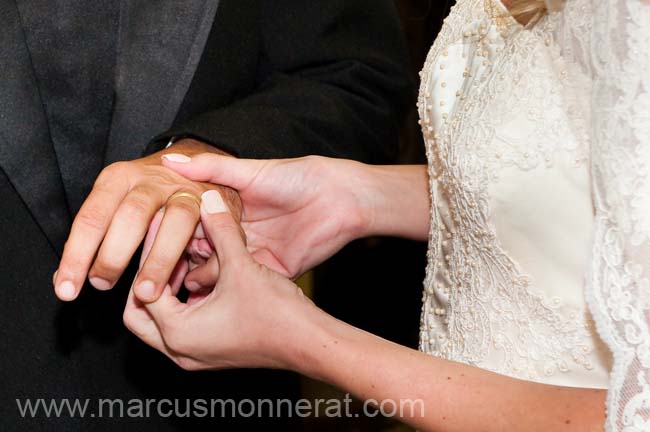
[52,138,242,303]
[124,190,606,432]
[123,189,318,371]
[159,153,430,293]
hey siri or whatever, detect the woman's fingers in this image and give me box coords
[123,287,168,354]
[143,284,186,330]
[199,190,250,269]
[162,153,266,191]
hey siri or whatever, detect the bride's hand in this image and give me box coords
[123,190,317,371]
[160,153,372,289]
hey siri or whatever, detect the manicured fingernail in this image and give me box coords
[57,281,76,301]
[201,190,229,214]
[135,280,155,300]
[162,153,191,163]
[89,277,112,291]
[52,270,59,285]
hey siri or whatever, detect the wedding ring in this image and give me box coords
[167,191,202,209]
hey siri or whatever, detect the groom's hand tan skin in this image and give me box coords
[53,138,241,303]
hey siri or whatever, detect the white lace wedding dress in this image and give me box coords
[417,0,650,429]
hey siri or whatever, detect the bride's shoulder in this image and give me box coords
[420,0,521,79]
[426,0,520,57]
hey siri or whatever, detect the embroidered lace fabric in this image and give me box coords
[417,0,611,389]
[576,0,650,429]
[418,0,650,429]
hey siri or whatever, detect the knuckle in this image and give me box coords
[186,184,204,195]
[122,309,135,331]
[120,195,153,221]
[91,257,124,278]
[222,259,250,278]
[208,217,238,233]
[144,250,177,272]
[122,309,142,338]
[96,161,129,185]
[168,199,199,220]
[75,206,110,232]
[59,252,86,271]
[174,356,198,371]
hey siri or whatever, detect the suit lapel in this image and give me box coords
[0,1,71,254]
[105,0,221,163]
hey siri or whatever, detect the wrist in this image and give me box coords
[278,298,365,385]
[356,165,430,240]
[351,164,397,238]
[343,162,385,240]
[274,298,341,380]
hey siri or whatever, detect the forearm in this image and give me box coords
[289,307,606,432]
[355,164,430,241]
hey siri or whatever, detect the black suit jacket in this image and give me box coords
[0,0,412,430]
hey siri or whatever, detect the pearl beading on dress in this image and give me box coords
[416,0,608,385]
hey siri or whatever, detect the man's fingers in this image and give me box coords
[88,187,163,290]
[140,209,165,268]
[200,190,249,269]
[186,238,212,263]
[184,254,220,292]
[162,153,265,191]
[55,182,126,301]
[133,191,201,303]
[169,257,190,296]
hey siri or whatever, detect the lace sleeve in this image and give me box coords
[573,0,650,430]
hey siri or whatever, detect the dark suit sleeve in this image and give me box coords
[151,0,414,164]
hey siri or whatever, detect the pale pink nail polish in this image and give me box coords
[162,153,191,163]
[201,190,229,214]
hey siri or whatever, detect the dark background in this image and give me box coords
[305,1,454,430]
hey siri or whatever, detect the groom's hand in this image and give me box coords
[53,139,242,302]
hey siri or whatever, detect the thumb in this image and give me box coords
[200,190,249,268]
[144,284,186,325]
[162,153,265,190]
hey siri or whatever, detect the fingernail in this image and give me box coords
[184,280,202,292]
[201,190,229,214]
[197,249,212,259]
[57,281,76,301]
[52,269,59,286]
[162,153,191,163]
[135,280,155,301]
[89,277,113,291]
